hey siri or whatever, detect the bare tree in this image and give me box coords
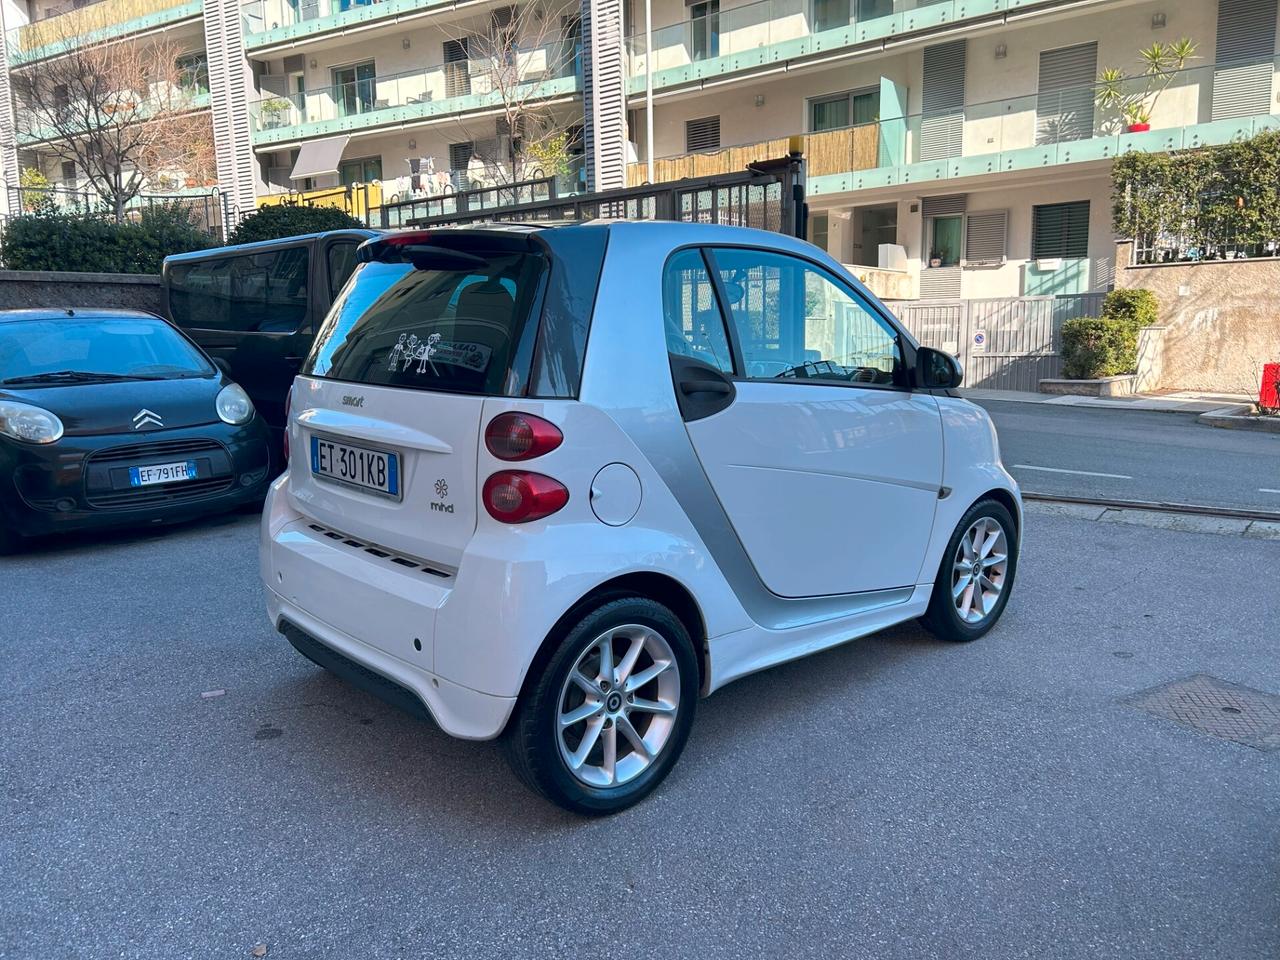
[12,8,215,220]
[443,1,583,188]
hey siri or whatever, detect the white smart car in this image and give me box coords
[260,221,1020,814]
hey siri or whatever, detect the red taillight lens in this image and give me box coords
[282,390,291,462]
[484,412,563,461]
[483,471,569,523]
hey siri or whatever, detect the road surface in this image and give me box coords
[976,400,1280,512]
[3,510,1278,959]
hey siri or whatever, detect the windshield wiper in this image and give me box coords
[0,370,165,385]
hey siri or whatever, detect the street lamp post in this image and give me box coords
[645,0,654,183]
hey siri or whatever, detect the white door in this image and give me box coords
[668,246,944,598]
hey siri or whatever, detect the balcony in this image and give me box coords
[241,0,454,48]
[625,0,1050,93]
[636,59,1280,198]
[249,41,580,146]
[8,0,203,64]
[627,125,878,185]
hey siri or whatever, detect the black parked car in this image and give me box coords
[161,229,378,465]
[0,308,272,553]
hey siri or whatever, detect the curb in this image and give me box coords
[1198,404,1280,434]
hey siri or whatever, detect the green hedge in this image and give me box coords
[228,204,364,246]
[1062,317,1141,379]
[1,206,216,274]
[1061,289,1159,379]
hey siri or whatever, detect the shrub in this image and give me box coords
[1061,316,1141,379]
[0,205,215,274]
[1100,288,1158,330]
[228,203,363,245]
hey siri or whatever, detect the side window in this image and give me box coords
[709,247,902,386]
[326,242,359,301]
[660,248,734,374]
[169,248,310,334]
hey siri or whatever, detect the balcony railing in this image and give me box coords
[8,0,201,61]
[249,41,579,139]
[626,0,1003,79]
[240,0,415,39]
[633,57,1280,188]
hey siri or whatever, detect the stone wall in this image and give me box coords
[1115,242,1280,395]
[0,270,162,315]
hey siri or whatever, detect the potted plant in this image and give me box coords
[1096,38,1197,135]
[259,97,292,129]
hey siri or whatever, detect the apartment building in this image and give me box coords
[0,0,1275,303]
[622,0,1280,299]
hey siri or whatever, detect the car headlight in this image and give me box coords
[0,400,64,444]
[215,383,254,425]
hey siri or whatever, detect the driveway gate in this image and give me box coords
[891,294,1105,391]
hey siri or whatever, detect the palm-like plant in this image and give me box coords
[1095,38,1198,130]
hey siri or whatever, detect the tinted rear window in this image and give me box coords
[0,317,213,381]
[167,246,310,333]
[304,252,546,396]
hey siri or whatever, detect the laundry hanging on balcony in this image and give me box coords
[290,135,351,181]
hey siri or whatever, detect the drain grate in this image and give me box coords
[1128,674,1280,751]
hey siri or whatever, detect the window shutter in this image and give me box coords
[448,141,474,172]
[920,194,965,218]
[920,40,966,161]
[1212,0,1278,120]
[685,115,721,152]
[1032,201,1090,259]
[964,210,1007,264]
[1036,42,1097,144]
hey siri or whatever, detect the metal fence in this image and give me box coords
[892,293,1106,391]
[5,185,233,239]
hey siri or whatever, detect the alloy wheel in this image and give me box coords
[556,624,681,788]
[950,516,1009,624]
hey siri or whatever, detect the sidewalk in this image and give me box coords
[961,388,1253,414]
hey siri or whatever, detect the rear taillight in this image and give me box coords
[282,390,291,462]
[483,471,569,523]
[484,412,563,461]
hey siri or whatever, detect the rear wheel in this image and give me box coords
[505,597,698,815]
[920,498,1018,642]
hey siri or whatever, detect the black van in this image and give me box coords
[162,229,378,459]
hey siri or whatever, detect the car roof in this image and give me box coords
[0,308,165,324]
[163,228,380,265]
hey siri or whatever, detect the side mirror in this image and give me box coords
[212,357,233,378]
[915,346,963,390]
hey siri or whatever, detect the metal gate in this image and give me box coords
[891,293,1105,391]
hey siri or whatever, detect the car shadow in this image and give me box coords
[248,617,947,830]
[5,508,260,559]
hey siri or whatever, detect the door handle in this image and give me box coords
[283,355,304,365]
[679,379,732,397]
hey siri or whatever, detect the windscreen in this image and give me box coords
[304,251,546,396]
[0,317,214,383]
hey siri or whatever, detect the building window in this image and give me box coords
[332,60,376,117]
[176,51,210,95]
[809,88,880,132]
[690,0,719,60]
[1032,201,1090,259]
[812,0,851,32]
[685,115,720,152]
[60,160,76,185]
[929,214,963,267]
[339,156,382,186]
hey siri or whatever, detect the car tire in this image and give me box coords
[920,498,1018,643]
[504,596,699,815]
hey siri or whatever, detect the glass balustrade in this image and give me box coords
[630,57,1280,183]
[8,0,200,59]
[250,40,579,135]
[241,0,395,36]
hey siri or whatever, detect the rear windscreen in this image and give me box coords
[304,252,546,396]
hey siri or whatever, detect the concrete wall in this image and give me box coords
[0,271,162,314]
[1114,242,1280,396]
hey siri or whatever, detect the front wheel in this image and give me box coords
[920,498,1018,642]
[504,597,699,815]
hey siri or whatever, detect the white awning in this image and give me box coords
[289,135,350,181]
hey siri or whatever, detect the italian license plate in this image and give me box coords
[310,436,400,499]
[129,460,198,487]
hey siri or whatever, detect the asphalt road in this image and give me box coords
[3,509,1279,959]
[976,400,1280,512]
